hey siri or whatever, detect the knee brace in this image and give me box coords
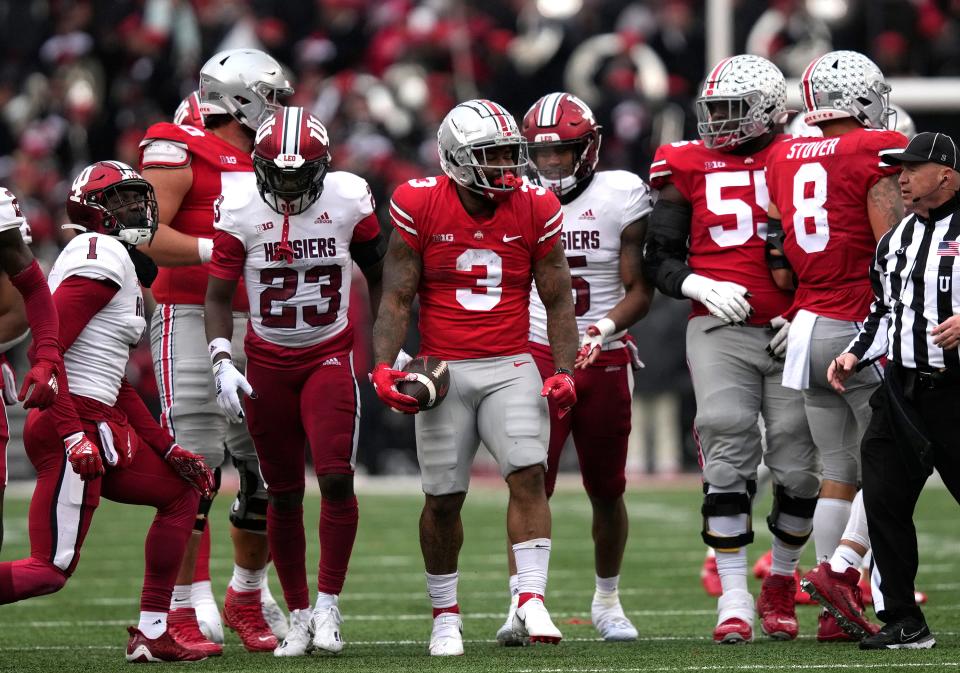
[229,457,267,532]
[194,467,221,532]
[701,481,755,550]
[766,483,817,546]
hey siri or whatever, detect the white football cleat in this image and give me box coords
[496,594,526,646]
[311,602,344,654]
[429,612,464,656]
[591,593,638,642]
[261,584,289,640]
[513,597,562,644]
[714,589,755,644]
[192,582,224,644]
[273,609,313,657]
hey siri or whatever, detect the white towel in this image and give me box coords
[98,421,118,467]
[781,310,818,390]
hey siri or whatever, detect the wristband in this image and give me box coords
[208,337,232,363]
[594,317,617,338]
[198,237,214,264]
[554,367,574,377]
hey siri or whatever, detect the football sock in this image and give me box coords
[229,564,266,593]
[426,571,458,616]
[170,584,192,610]
[192,525,211,583]
[813,498,851,562]
[769,512,811,576]
[0,558,66,603]
[595,574,619,596]
[839,490,870,551]
[707,509,749,594]
[317,496,359,596]
[508,574,518,598]
[267,497,309,611]
[261,572,279,603]
[138,611,167,639]
[830,545,864,574]
[513,537,550,601]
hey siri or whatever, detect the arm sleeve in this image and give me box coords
[533,191,564,261]
[9,260,61,364]
[846,237,892,360]
[209,230,246,281]
[642,197,694,299]
[116,378,173,455]
[388,184,420,252]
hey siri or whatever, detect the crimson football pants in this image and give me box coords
[0,408,199,612]
[532,350,632,500]
[245,353,360,611]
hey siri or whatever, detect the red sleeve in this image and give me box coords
[862,129,908,189]
[351,213,381,243]
[649,144,674,191]
[209,230,246,281]
[116,378,173,455]
[9,260,61,364]
[388,182,421,252]
[532,189,563,261]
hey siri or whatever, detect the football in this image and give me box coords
[397,356,450,411]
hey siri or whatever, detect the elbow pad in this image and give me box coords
[765,217,791,270]
[350,233,387,270]
[643,199,693,298]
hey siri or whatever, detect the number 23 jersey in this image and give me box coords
[389,176,563,360]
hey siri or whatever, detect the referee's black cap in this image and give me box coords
[883,132,959,171]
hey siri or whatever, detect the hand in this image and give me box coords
[623,334,645,371]
[827,352,860,393]
[213,359,253,424]
[541,370,577,418]
[575,318,616,369]
[681,274,752,324]
[164,444,216,499]
[369,362,420,414]
[766,316,791,360]
[1,358,17,406]
[932,315,960,350]
[19,358,60,409]
[64,432,104,481]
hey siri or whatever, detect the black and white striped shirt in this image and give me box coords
[847,196,960,371]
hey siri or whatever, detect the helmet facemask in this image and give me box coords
[697,91,772,150]
[83,180,158,246]
[447,140,528,202]
[528,135,598,196]
[254,155,329,216]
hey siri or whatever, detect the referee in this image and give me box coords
[828,131,960,650]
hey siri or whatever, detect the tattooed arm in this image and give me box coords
[533,240,579,371]
[372,231,422,365]
[867,174,904,242]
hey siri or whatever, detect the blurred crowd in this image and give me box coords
[2,0,960,474]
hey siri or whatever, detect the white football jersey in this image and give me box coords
[528,170,652,346]
[48,233,145,406]
[215,171,374,348]
[0,187,25,235]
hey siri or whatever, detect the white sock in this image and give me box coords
[512,538,551,597]
[138,611,167,639]
[425,571,458,611]
[813,498,851,562]
[191,580,217,608]
[230,564,266,593]
[170,584,191,610]
[769,511,811,576]
[705,547,716,560]
[315,592,337,612]
[706,506,749,595]
[829,545,864,574]
[508,574,518,597]
[595,574,619,596]
[839,491,871,551]
[261,574,278,603]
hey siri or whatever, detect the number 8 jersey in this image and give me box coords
[389,176,563,360]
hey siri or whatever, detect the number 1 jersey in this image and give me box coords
[389,177,563,360]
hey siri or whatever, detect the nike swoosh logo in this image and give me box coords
[513,362,528,367]
[503,235,522,242]
[901,628,925,640]
[256,635,274,643]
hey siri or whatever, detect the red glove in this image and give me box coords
[64,432,104,481]
[369,362,420,414]
[164,444,216,499]
[541,369,577,418]
[20,358,61,409]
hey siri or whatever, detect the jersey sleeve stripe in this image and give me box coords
[537,210,564,243]
[389,200,414,223]
[649,169,672,179]
[389,211,417,236]
[650,159,667,168]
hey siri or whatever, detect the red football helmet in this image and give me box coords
[174,90,205,128]
[522,92,601,196]
[65,161,158,246]
[253,106,331,215]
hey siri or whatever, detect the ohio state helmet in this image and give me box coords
[253,107,331,215]
[889,103,916,139]
[66,161,157,246]
[199,49,294,132]
[174,90,204,128]
[437,99,527,202]
[522,92,601,196]
[696,55,787,150]
[800,50,892,129]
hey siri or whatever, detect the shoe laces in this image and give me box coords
[764,576,795,615]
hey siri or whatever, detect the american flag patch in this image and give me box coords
[937,240,960,256]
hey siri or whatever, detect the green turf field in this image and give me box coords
[0,479,956,672]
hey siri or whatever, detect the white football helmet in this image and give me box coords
[696,55,786,150]
[889,103,916,139]
[437,99,527,202]
[800,50,892,129]
[199,49,294,131]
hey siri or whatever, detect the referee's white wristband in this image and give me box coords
[198,237,214,264]
[208,338,232,363]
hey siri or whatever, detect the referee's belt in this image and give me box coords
[897,364,960,390]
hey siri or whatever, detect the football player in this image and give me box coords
[0,162,216,663]
[372,99,579,655]
[138,50,293,653]
[494,92,652,645]
[643,55,820,644]
[205,107,384,657]
[764,50,907,642]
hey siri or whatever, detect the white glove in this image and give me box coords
[766,316,790,359]
[681,274,752,324]
[624,337,645,371]
[212,359,253,424]
[1,359,16,406]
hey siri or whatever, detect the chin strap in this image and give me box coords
[277,208,294,264]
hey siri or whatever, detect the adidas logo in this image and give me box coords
[315,211,332,224]
[322,357,341,367]
[579,209,596,220]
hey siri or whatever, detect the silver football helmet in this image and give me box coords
[800,50,892,129]
[437,99,527,202]
[696,55,786,150]
[889,103,916,139]
[198,49,294,132]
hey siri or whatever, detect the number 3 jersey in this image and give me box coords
[527,170,652,349]
[650,137,794,324]
[389,176,563,360]
[209,171,380,366]
[765,128,907,321]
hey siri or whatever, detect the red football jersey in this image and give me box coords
[649,137,793,324]
[765,128,907,321]
[389,176,563,360]
[138,122,251,310]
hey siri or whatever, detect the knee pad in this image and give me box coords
[193,468,221,532]
[766,483,817,546]
[702,460,746,491]
[701,481,755,550]
[229,457,267,532]
[267,487,304,513]
[777,470,821,501]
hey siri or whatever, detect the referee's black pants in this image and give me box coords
[861,363,960,623]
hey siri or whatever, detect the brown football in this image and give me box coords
[397,356,450,411]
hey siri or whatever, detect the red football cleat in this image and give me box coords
[816,610,857,642]
[793,570,818,605]
[223,587,278,652]
[701,554,722,597]
[801,562,880,640]
[757,574,798,640]
[125,626,208,662]
[752,550,772,580]
[167,607,223,656]
[714,617,752,644]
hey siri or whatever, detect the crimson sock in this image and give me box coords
[141,494,196,612]
[192,523,211,583]
[268,499,309,611]
[432,604,459,618]
[317,496,359,595]
[0,557,67,603]
[518,592,544,608]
